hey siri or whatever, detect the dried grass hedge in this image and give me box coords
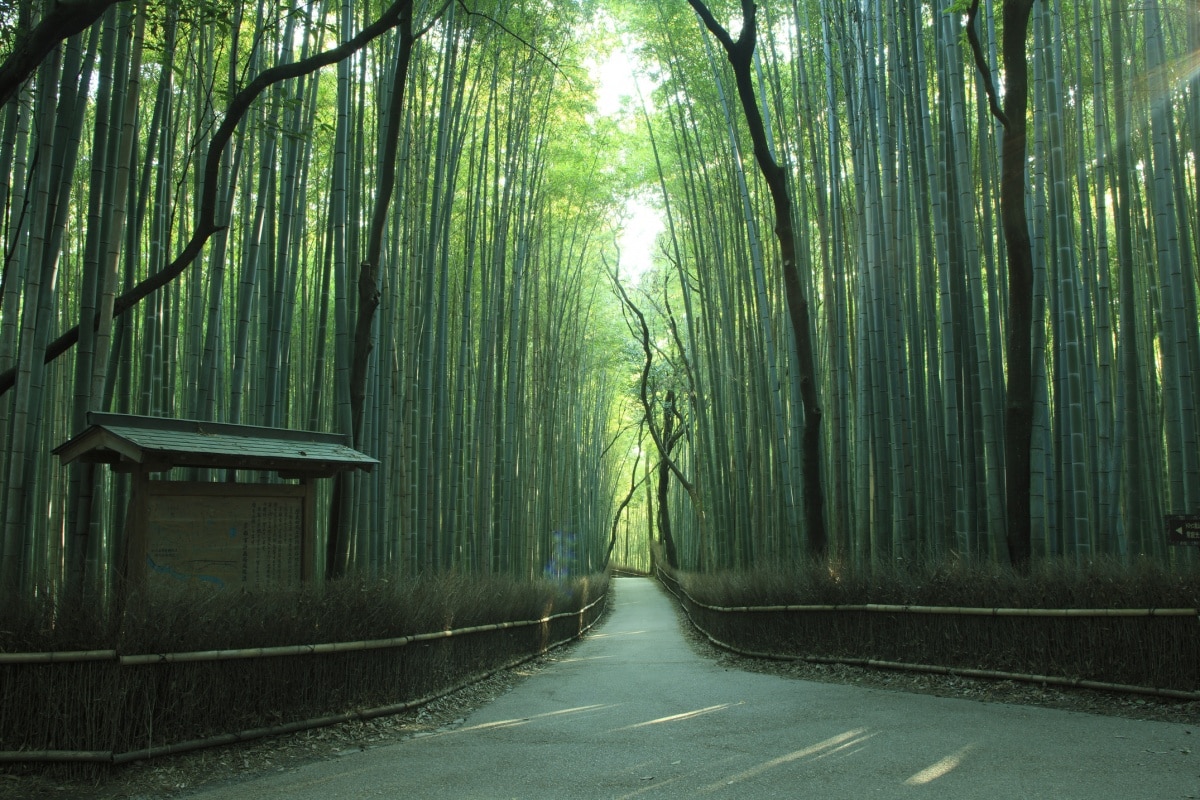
[0,572,607,768]
[663,557,1200,693]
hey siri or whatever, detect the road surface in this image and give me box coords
[182,576,1197,799]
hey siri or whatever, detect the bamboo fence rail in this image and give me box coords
[0,650,117,665]
[0,602,603,666]
[685,600,1199,618]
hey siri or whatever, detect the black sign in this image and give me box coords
[1166,515,1200,546]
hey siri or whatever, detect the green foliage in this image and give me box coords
[0,1,19,63]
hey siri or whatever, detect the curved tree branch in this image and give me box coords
[0,0,126,110]
[352,3,418,446]
[0,0,416,398]
[603,420,646,570]
[606,258,694,495]
[966,0,1008,127]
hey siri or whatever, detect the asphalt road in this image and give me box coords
[183,576,1198,799]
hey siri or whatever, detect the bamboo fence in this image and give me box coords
[0,593,607,764]
[656,567,1200,700]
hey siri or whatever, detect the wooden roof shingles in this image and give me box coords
[54,412,378,477]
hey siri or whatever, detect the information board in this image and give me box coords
[143,483,306,590]
[1166,514,1200,546]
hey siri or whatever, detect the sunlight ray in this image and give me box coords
[619,702,738,729]
[905,744,977,785]
[700,729,873,791]
[449,704,615,735]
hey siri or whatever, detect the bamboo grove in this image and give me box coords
[0,0,637,601]
[614,0,1199,571]
[2,0,1200,604]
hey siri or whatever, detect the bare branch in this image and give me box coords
[604,255,694,495]
[604,420,646,569]
[456,0,566,79]
[966,0,1008,127]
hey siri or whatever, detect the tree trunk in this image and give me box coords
[657,391,680,569]
[999,0,1036,567]
[688,0,827,557]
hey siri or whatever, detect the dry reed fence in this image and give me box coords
[656,563,1200,699]
[0,575,608,766]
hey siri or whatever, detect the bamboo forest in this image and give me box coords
[1,0,1199,606]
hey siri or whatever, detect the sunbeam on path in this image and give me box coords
[700,728,877,793]
[449,704,616,736]
[905,744,978,786]
[619,702,739,730]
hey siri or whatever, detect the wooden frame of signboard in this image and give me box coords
[124,476,314,591]
[55,413,378,594]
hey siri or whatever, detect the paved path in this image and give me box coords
[185,577,1197,799]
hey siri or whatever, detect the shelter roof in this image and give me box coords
[54,413,377,477]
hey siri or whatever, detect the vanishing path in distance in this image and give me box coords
[183,577,1196,799]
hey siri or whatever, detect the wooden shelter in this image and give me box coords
[55,412,377,592]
